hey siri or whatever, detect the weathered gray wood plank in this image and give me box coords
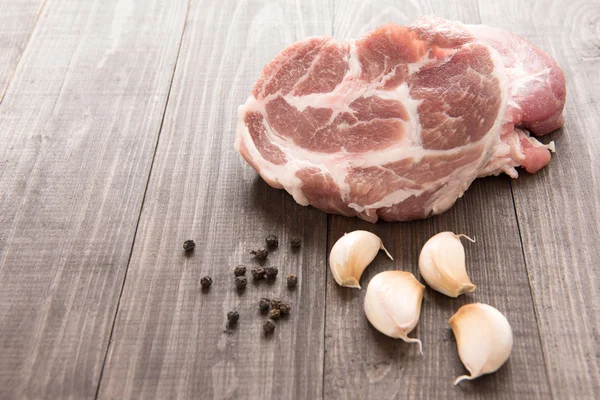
[478,0,600,397]
[0,0,188,398]
[0,0,44,101]
[97,1,332,399]
[324,1,550,398]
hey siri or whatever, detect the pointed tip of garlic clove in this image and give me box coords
[400,335,423,356]
[453,374,474,385]
[380,243,394,260]
[456,283,476,296]
[340,278,361,289]
[455,233,476,243]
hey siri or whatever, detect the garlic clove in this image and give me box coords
[329,230,393,289]
[418,232,476,297]
[449,303,513,385]
[364,271,425,354]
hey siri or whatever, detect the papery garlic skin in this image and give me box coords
[419,232,476,297]
[364,271,425,353]
[329,231,393,289]
[449,303,513,385]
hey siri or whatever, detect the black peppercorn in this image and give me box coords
[268,308,281,320]
[234,265,246,276]
[263,319,276,334]
[265,234,279,247]
[279,303,291,315]
[265,266,278,280]
[290,236,301,248]
[235,276,247,290]
[259,297,270,312]
[227,311,239,324]
[183,239,195,252]
[200,276,212,289]
[250,247,268,260]
[251,267,266,280]
[287,273,298,288]
[270,298,281,310]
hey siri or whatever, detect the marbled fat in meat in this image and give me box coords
[235,16,566,222]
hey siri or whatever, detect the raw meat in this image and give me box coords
[235,16,566,222]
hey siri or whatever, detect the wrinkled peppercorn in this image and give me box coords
[259,298,270,312]
[290,236,301,248]
[270,298,281,310]
[251,267,266,280]
[235,276,247,290]
[265,234,279,247]
[268,308,281,319]
[287,274,297,288]
[183,239,195,252]
[265,266,278,280]
[234,265,246,276]
[263,319,276,334]
[227,311,239,324]
[279,303,291,315]
[250,247,268,260]
[200,276,212,289]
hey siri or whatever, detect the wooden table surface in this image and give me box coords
[1,0,598,399]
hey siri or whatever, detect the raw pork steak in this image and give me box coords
[235,16,566,222]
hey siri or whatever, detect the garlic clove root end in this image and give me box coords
[340,278,361,289]
[381,243,394,260]
[456,284,476,296]
[454,374,474,385]
[400,335,423,356]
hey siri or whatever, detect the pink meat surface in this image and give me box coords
[235,16,566,222]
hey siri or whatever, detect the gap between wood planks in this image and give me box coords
[508,179,554,397]
[0,0,47,104]
[92,1,193,398]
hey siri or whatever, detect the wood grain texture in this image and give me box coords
[478,0,600,397]
[0,0,44,101]
[0,0,596,398]
[97,1,333,399]
[0,0,188,398]
[324,1,551,398]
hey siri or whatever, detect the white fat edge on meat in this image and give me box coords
[245,42,364,205]
[348,188,418,213]
[464,26,521,179]
[236,93,351,205]
[235,99,310,205]
[396,142,491,216]
[349,140,491,216]
[469,24,558,177]
[464,24,511,174]
[466,24,549,179]
[478,128,555,178]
